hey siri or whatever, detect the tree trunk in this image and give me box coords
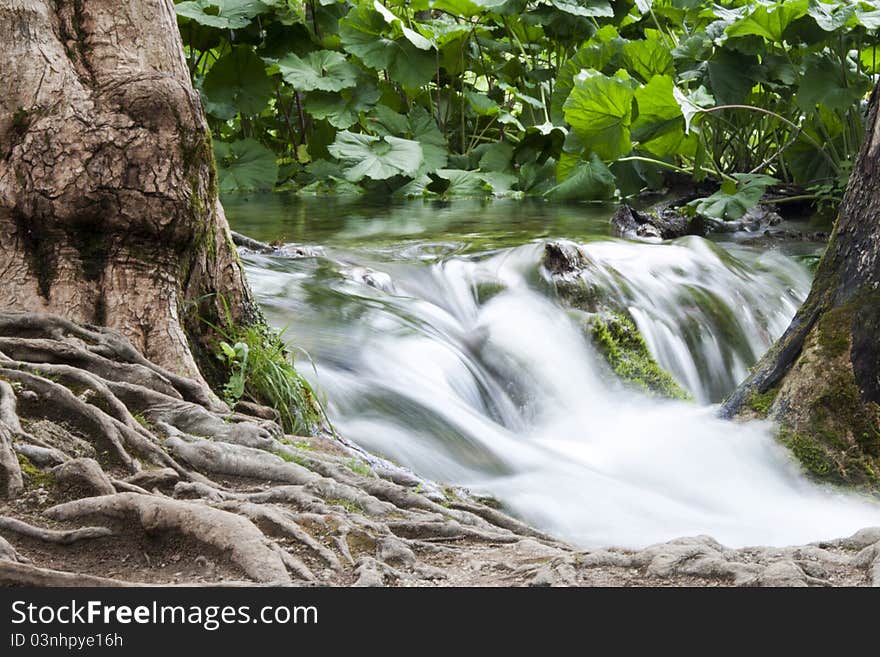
[722,87,880,487]
[0,0,258,386]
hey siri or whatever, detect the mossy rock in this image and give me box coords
[746,387,779,416]
[589,313,690,401]
[768,297,880,488]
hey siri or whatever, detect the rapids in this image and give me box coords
[227,197,880,548]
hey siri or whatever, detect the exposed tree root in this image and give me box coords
[0,516,112,544]
[45,493,293,584]
[1,311,877,588]
[0,561,132,587]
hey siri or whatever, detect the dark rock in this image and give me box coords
[611,203,706,241]
[543,241,588,277]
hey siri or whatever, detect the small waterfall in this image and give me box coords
[563,236,811,402]
[243,232,880,548]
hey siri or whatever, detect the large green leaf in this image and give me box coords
[328,131,424,181]
[410,0,510,19]
[563,69,635,161]
[372,1,435,50]
[706,50,756,105]
[306,83,382,129]
[544,153,615,201]
[364,104,410,136]
[725,0,809,43]
[856,6,880,30]
[796,53,870,112]
[202,47,273,119]
[339,5,436,89]
[673,85,715,134]
[363,104,447,173]
[408,105,448,173]
[622,30,674,83]
[277,50,359,92]
[464,91,501,116]
[175,0,269,29]
[213,139,278,192]
[429,169,492,197]
[479,141,516,173]
[633,75,695,157]
[550,26,622,123]
[807,0,855,31]
[548,0,613,18]
[689,174,777,220]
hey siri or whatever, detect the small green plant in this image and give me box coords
[275,450,308,467]
[345,458,373,477]
[208,297,325,436]
[688,174,778,221]
[217,340,250,408]
[132,413,154,430]
[327,498,364,514]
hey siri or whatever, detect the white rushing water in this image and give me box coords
[244,234,880,549]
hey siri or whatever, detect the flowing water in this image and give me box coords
[225,195,880,548]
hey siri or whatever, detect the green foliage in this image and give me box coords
[211,306,323,435]
[688,174,778,220]
[345,458,374,477]
[202,47,272,119]
[328,131,423,181]
[17,453,54,489]
[214,138,279,192]
[278,50,360,92]
[564,69,635,161]
[175,0,879,206]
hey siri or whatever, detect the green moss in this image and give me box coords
[778,430,842,481]
[16,453,54,488]
[817,305,852,358]
[590,313,690,400]
[474,282,507,305]
[776,298,880,488]
[747,387,778,416]
[556,280,601,313]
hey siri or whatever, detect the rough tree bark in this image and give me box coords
[723,86,880,488]
[0,0,258,384]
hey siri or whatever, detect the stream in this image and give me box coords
[225,195,880,549]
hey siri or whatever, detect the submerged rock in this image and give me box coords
[590,312,690,400]
[541,241,690,400]
[542,241,604,313]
